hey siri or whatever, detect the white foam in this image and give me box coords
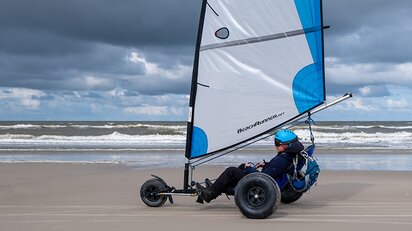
[0,132,186,146]
[0,124,42,129]
[42,125,67,128]
[0,123,186,132]
[377,125,412,130]
[69,123,186,130]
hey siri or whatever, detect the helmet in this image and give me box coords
[274,129,297,146]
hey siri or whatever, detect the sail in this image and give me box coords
[187,0,326,159]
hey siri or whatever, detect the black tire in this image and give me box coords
[281,184,303,204]
[140,178,167,207]
[234,173,281,219]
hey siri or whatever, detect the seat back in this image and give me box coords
[288,144,320,193]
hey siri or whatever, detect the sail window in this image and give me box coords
[215,27,229,39]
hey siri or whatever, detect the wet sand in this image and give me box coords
[1,163,412,231]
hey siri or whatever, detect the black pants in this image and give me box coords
[209,166,246,195]
[209,156,293,196]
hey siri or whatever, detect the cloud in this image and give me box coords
[0,44,146,90]
[124,105,169,116]
[129,52,190,79]
[0,87,190,120]
[386,98,409,109]
[322,93,411,121]
[0,0,200,47]
[0,88,45,109]
[358,85,390,97]
[0,0,410,120]
[326,58,412,87]
[0,0,197,97]
[72,75,115,90]
[324,0,412,63]
[0,45,192,94]
[125,51,192,95]
[344,98,378,112]
[124,103,186,117]
[137,95,188,119]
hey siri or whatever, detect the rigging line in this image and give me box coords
[306,112,316,144]
[206,2,219,16]
[200,26,325,52]
[197,83,210,88]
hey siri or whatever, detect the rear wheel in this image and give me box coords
[281,184,303,204]
[140,178,168,207]
[234,173,280,219]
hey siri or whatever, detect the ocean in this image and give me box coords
[0,121,411,170]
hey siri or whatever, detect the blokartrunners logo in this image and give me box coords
[237,112,285,134]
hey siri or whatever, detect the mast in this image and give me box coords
[183,0,208,191]
[320,0,326,101]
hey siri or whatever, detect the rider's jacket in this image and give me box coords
[243,141,304,179]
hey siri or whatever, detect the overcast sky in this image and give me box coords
[0,0,411,121]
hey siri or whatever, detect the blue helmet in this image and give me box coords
[274,129,297,146]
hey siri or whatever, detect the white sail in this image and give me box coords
[187,0,325,159]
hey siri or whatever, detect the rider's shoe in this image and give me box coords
[196,183,216,203]
[205,178,213,188]
[195,196,204,204]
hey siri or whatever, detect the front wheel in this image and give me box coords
[234,173,281,219]
[140,178,168,207]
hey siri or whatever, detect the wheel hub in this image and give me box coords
[247,186,266,207]
[146,186,161,202]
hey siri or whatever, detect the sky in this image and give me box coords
[0,0,411,121]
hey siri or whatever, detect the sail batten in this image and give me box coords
[187,0,325,159]
[200,26,324,52]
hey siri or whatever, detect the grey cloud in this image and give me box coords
[84,92,104,99]
[0,44,146,90]
[324,0,412,63]
[139,46,195,69]
[0,0,201,48]
[326,83,391,98]
[0,0,198,95]
[128,77,190,95]
[0,28,97,57]
[324,0,411,36]
[0,0,410,121]
[357,85,390,97]
[325,83,356,96]
[121,90,140,97]
[34,95,56,101]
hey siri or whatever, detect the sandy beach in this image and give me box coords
[1,163,412,231]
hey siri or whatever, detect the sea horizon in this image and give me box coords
[0,120,411,170]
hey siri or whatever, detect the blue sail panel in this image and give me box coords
[293,0,325,113]
[190,126,208,158]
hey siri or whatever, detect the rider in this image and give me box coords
[196,129,304,203]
